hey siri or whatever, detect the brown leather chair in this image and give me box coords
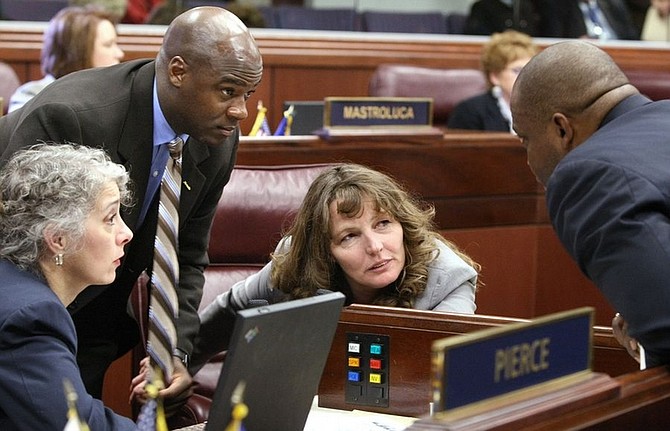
[624,69,670,101]
[135,163,333,428]
[368,64,487,126]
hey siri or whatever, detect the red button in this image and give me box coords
[370,358,382,369]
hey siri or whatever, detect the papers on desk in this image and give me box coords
[304,397,417,431]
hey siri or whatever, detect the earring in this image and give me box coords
[54,253,63,266]
[491,85,503,99]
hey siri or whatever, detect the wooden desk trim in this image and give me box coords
[3,24,669,68]
[318,305,638,417]
[2,23,670,128]
[408,367,670,430]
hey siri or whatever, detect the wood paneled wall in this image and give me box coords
[2,23,670,131]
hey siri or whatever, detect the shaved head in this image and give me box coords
[154,6,263,146]
[510,41,639,186]
[159,6,262,80]
[512,40,629,123]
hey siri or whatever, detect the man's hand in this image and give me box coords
[129,356,150,405]
[612,313,641,364]
[161,357,194,415]
[130,356,194,416]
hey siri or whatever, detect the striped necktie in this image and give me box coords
[147,136,183,383]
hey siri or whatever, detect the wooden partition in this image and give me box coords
[2,22,670,131]
[317,305,639,418]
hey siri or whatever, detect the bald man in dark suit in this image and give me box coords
[0,6,263,404]
[512,41,670,368]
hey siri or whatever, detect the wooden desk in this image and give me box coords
[317,305,639,418]
[406,366,670,430]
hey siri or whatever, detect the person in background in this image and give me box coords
[537,0,639,40]
[69,0,127,22]
[0,143,135,430]
[641,0,670,41]
[8,5,124,113]
[187,163,479,373]
[123,0,163,24]
[70,0,166,24]
[224,2,267,28]
[626,0,652,37]
[0,6,263,410]
[511,40,670,368]
[146,0,266,27]
[448,30,538,132]
[464,0,542,36]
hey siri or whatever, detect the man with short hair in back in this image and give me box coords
[511,40,670,368]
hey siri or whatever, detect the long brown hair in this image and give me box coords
[41,5,116,78]
[271,163,478,307]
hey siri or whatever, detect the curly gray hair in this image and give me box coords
[0,142,132,275]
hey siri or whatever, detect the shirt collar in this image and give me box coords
[153,79,188,148]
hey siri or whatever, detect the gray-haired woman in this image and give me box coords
[0,143,136,430]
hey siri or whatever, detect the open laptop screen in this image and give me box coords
[205,292,345,431]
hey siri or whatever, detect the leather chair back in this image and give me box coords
[625,70,670,101]
[0,0,68,21]
[368,64,487,126]
[274,6,359,31]
[199,163,331,307]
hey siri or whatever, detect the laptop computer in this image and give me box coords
[191,291,345,431]
[283,101,325,135]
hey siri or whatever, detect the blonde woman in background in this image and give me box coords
[447,30,538,132]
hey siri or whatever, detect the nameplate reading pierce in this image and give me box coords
[323,97,434,128]
[431,307,594,412]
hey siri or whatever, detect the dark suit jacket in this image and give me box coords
[0,59,238,392]
[538,0,639,39]
[464,0,542,36]
[0,260,136,430]
[447,92,511,132]
[547,94,670,367]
